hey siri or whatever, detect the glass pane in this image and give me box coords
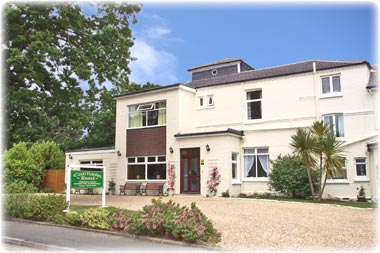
[148,157,156,162]
[191,158,200,176]
[199,97,203,106]
[127,157,135,163]
[147,110,158,126]
[332,76,341,92]
[183,159,188,190]
[158,109,166,125]
[147,164,166,180]
[191,177,200,192]
[232,163,237,179]
[244,149,255,154]
[356,158,366,163]
[244,155,255,177]
[232,153,237,161]
[128,112,142,128]
[247,101,262,120]
[80,161,91,164]
[137,157,145,163]
[257,148,268,154]
[157,101,166,109]
[324,115,334,134]
[356,163,366,176]
[157,156,166,162]
[336,114,344,137]
[322,77,330,94]
[128,165,145,179]
[257,155,269,177]
[128,105,137,113]
[247,90,262,100]
[331,168,347,179]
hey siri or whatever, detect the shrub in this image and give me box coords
[5,180,39,193]
[269,154,319,198]
[24,194,68,221]
[80,208,111,230]
[111,199,220,243]
[29,141,65,170]
[3,194,30,218]
[64,212,82,226]
[221,190,230,198]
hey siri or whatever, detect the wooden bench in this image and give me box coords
[122,182,142,196]
[141,182,165,196]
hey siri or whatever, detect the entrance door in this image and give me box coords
[180,148,200,194]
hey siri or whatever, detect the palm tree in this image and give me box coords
[290,128,318,201]
[319,132,345,199]
[309,120,330,199]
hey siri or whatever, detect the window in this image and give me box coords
[199,97,204,107]
[232,153,238,180]
[328,158,347,180]
[80,160,103,171]
[243,148,270,179]
[127,156,166,180]
[247,90,262,120]
[128,101,166,128]
[355,158,368,180]
[321,75,341,95]
[324,114,344,137]
[207,95,214,106]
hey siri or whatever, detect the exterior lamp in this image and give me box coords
[117,150,121,156]
[206,144,210,152]
[169,147,174,154]
[69,154,73,159]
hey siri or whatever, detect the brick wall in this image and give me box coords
[126,126,166,157]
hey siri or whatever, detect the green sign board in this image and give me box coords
[71,170,103,188]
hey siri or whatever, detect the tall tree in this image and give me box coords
[4,2,141,150]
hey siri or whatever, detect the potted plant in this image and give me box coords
[357,186,367,202]
[108,180,116,195]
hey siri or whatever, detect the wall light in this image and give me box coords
[206,144,210,152]
[169,147,174,154]
[117,150,121,156]
[69,154,73,159]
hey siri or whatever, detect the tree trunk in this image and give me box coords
[306,166,316,201]
[319,171,328,200]
[318,154,323,201]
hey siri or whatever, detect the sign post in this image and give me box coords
[66,165,107,208]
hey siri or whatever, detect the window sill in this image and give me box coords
[354,177,369,182]
[197,106,215,111]
[326,179,349,184]
[320,93,343,99]
[242,178,269,182]
[245,119,264,124]
[231,180,241,185]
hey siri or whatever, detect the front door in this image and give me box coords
[180,148,200,194]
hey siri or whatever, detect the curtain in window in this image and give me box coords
[258,155,270,176]
[158,109,166,125]
[336,114,344,137]
[129,112,142,128]
[244,155,254,177]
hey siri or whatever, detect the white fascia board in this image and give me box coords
[66,149,116,156]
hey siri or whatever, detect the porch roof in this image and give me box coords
[174,128,244,138]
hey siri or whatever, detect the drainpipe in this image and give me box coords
[313,61,321,120]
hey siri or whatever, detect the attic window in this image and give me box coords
[211,69,218,76]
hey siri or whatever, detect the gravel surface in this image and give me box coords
[70,195,378,251]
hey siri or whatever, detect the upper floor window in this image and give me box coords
[247,90,262,120]
[207,95,214,106]
[128,101,166,128]
[321,75,341,96]
[323,114,344,138]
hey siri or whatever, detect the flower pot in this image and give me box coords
[168,189,174,196]
[357,196,367,202]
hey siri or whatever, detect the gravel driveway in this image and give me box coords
[70,195,378,251]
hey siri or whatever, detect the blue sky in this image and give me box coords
[128,2,378,85]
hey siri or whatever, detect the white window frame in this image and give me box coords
[321,75,342,98]
[327,158,348,184]
[126,156,166,181]
[354,157,369,182]
[231,152,240,184]
[246,89,263,121]
[207,95,214,106]
[128,101,166,129]
[323,113,345,139]
[243,147,270,181]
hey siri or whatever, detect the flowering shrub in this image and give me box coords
[207,167,221,193]
[167,163,175,191]
[110,199,219,243]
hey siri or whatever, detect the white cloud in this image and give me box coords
[129,39,178,85]
[129,14,179,85]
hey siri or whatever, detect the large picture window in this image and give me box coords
[247,90,262,120]
[127,156,166,180]
[243,148,270,179]
[128,101,166,128]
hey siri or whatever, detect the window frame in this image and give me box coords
[320,75,342,98]
[207,95,214,106]
[246,89,263,121]
[326,157,348,184]
[128,100,166,129]
[323,113,345,138]
[243,147,270,181]
[126,155,167,181]
[354,157,369,182]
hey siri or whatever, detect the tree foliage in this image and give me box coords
[4,2,141,150]
[269,155,319,198]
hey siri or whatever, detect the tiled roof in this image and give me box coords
[188,58,244,71]
[186,60,369,89]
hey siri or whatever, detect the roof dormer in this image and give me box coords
[188,58,254,81]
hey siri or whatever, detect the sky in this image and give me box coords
[128,1,378,86]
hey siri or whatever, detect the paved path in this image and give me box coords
[2,220,213,252]
[70,195,378,251]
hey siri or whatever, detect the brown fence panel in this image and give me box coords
[42,170,65,193]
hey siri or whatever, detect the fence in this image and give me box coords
[42,170,65,193]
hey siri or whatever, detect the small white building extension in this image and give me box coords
[66,58,379,200]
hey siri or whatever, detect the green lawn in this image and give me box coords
[242,196,377,208]
[69,205,139,215]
